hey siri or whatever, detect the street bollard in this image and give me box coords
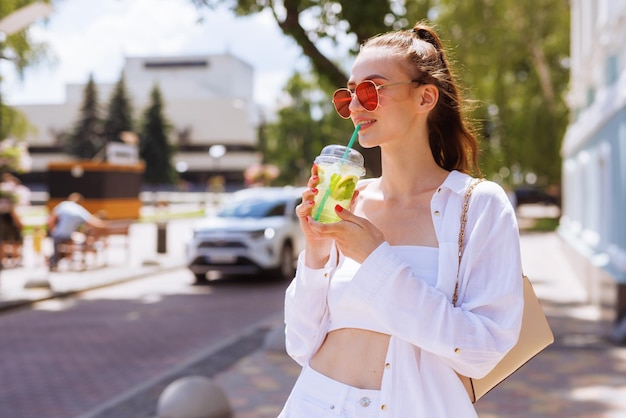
[157,222,167,254]
[156,375,232,418]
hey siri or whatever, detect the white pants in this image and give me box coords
[278,363,382,418]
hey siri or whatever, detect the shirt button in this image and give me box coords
[323,272,329,278]
[437,187,442,193]
[454,347,461,354]
[385,362,391,369]
[360,397,371,407]
[381,404,387,411]
[434,210,440,216]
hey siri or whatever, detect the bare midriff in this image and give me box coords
[309,328,391,390]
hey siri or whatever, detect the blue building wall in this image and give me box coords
[561,107,626,284]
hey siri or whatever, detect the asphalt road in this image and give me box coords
[0,267,290,418]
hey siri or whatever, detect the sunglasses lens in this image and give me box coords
[332,89,352,118]
[356,81,379,111]
[332,81,380,118]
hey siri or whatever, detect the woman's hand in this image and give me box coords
[295,165,324,241]
[306,204,385,264]
[295,164,333,267]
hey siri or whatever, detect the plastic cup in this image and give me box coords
[312,145,366,223]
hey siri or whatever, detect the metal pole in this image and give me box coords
[0,31,5,140]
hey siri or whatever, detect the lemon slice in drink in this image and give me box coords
[331,175,358,200]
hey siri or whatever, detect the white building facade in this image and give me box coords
[560,1,626,321]
[14,53,261,188]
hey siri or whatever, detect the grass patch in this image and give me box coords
[527,217,560,232]
[139,209,206,223]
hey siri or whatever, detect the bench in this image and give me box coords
[57,219,134,270]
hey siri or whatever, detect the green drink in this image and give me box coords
[312,145,366,223]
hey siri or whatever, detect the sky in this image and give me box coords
[1,0,312,109]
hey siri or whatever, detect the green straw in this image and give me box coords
[313,124,361,221]
[342,124,361,159]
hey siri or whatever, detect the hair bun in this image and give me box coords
[413,27,438,50]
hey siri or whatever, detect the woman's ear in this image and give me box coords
[417,84,439,112]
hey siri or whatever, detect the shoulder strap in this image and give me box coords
[452,178,485,307]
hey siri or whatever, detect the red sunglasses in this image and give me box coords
[332,79,420,118]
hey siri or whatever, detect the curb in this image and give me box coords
[0,262,187,313]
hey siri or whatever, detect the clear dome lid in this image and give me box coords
[315,145,365,174]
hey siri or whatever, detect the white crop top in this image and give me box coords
[327,246,439,334]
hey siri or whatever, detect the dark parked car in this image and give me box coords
[514,186,560,207]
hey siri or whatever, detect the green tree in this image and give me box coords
[262,72,346,185]
[190,0,433,87]
[190,0,435,177]
[0,0,53,140]
[138,84,176,186]
[0,106,33,141]
[103,72,134,144]
[435,0,570,186]
[192,0,569,185]
[65,74,104,159]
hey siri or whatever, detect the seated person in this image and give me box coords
[47,193,106,271]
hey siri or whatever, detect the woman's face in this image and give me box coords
[347,46,421,149]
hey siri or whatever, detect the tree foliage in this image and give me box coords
[435,0,570,186]
[102,72,134,144]
[260,72,350,185]
[0,0,52,140]
[192,0,569,187]
[138,84,177,186]
[65,74,104,159]
[190,0,432,87]
[0,105,33,141]
[0,0,52,77]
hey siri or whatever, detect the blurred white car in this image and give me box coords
[186,187,305,284]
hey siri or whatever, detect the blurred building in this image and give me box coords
[560,1,626,322]
[13,53,261,189]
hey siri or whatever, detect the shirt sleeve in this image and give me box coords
[345,182,524,378]
[77,205,92,222]
[284,244,338,365]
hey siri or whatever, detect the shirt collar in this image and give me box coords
[439,170,474,196]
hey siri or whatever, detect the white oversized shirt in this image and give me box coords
[284,170,524,417]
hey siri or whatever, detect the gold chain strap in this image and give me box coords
[452,178,485,307]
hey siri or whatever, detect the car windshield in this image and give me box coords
[218,197,288,219]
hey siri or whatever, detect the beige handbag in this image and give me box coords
[454,178,554,403]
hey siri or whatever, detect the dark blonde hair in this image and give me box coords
[362,22,480,175]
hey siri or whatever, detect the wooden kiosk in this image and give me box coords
[46,161,145,220]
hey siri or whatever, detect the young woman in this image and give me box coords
[280,22,524,417]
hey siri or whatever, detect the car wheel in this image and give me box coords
[276,242,295,281]
[193,272,210,285]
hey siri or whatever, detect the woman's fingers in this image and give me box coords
[349,190,360,211]
[297,188,317,213]
[306,175,319,189]
[299,165,320,220]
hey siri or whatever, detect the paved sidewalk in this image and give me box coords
[203,230,626,418]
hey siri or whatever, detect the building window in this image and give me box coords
[144,60,209,69]
[586,86,596,108]
[606,55,618,85]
